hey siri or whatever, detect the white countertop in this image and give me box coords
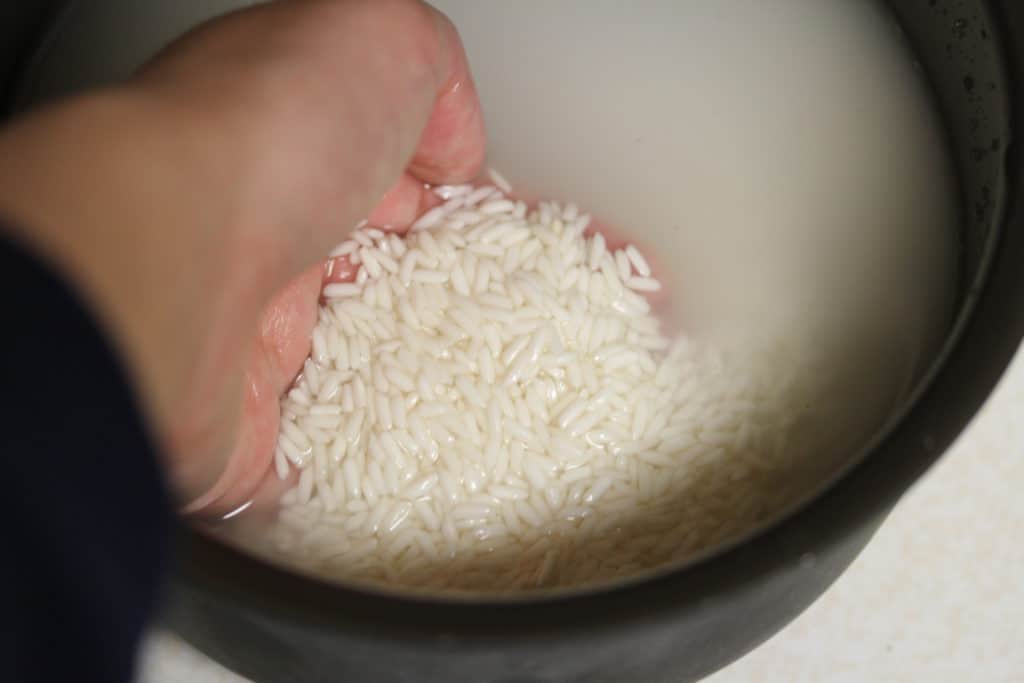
[140,347,1024,683]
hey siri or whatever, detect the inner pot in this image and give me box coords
[0,1,1018,682]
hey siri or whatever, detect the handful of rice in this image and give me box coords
[265,176,804,592]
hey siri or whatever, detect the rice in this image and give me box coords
[256,173,820,595]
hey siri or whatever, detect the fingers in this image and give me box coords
[405,10,487,185]
[359,9,485,231]
[182,359,280,515]
[185,264,323,514]
[256,264,324,395]
[151,0,482,509]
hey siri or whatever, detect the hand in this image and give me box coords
[0,0,485,512]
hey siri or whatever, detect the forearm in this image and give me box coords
[0,91,232,436]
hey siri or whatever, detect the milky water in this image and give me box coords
[432,0,958,466]
[19,0,958,586]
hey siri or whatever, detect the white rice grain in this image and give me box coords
[487,168,513,194]
[257,180,808,597]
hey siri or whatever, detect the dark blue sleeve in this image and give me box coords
[0,234,171,683]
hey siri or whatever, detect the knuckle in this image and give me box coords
[346,0,444,77]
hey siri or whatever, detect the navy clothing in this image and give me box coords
[1,235,170,682]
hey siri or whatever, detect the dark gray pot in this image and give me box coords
[1,2,1019,681]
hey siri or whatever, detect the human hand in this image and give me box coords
[0,0,485,512]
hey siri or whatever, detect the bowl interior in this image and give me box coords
[2,0,1013,596]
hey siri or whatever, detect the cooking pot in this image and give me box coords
[1,2,1019,681]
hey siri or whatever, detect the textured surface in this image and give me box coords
[142,343,1024,682]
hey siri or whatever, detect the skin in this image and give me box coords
[0,0,662,519]
[0,0,486,513]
